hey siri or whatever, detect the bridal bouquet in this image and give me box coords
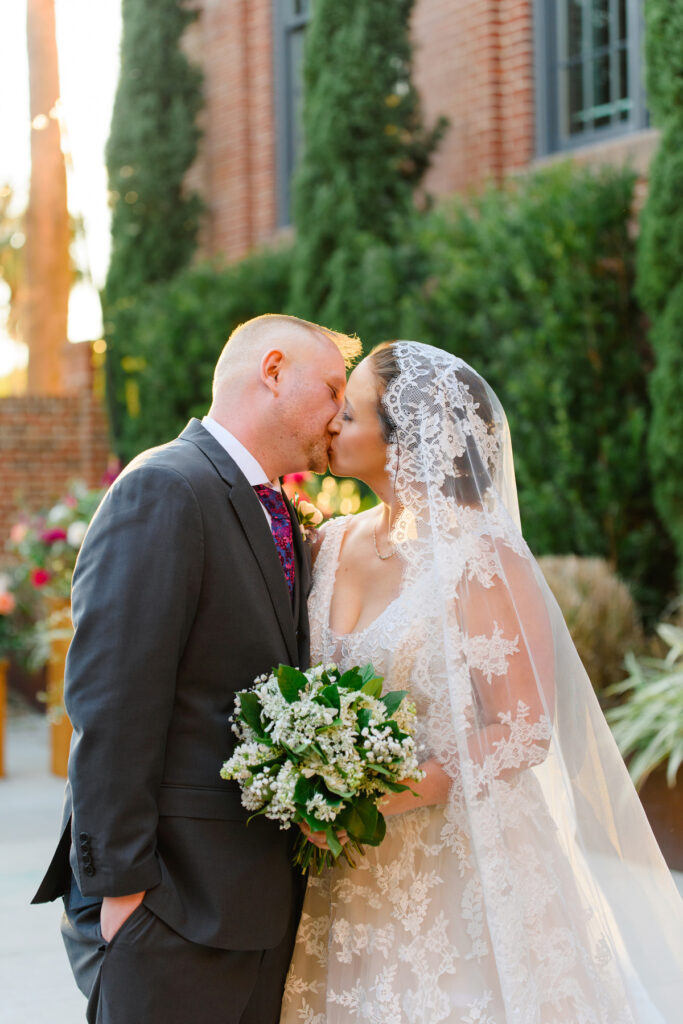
[220,662,423,872]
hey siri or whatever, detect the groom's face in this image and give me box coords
[279,340,347,474]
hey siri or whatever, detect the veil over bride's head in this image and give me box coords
[363,339,683,1019]
[370,341,521,538]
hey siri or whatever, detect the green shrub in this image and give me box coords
[104,0,204,448]
[289,0,445,335]
[398,163,675,616]
[112,247,292,460]
[636,1,683,584]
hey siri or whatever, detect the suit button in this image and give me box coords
[80,839,89,850]
[82,854,92,866]
[79,832,88,841]
[84,866,95,877]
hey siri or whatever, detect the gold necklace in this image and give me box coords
[372,523,396,560]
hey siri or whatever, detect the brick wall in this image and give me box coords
[0,390,111,559]
[184,0,537,263]
[184,0,276,262]
[413,0,535,197]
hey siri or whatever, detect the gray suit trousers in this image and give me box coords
[61,874,303,1024]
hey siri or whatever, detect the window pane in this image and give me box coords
[619,47,630,120]
[618,0,628,42]
[593,53,612,127]
[568,63,586,135]
[567,0,584,59]
[592,0,610,51]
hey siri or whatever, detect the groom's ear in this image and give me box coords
[261,349,285,395]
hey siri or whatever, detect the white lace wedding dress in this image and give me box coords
[280,515,658,1024]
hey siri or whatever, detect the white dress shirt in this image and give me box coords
[201,416,280,525]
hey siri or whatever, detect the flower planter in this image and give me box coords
[0,658,7,777]
[638,768,683,872]
[46,599,73,778]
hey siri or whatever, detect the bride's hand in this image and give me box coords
[299,821,348,850]
[380,758,451,817]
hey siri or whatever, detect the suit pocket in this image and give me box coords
[102,900,149,949]
[157,784,247,821]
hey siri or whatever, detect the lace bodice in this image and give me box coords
[308,515,435,760]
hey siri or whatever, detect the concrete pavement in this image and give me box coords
[0,701,86,1023]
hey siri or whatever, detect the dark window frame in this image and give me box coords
[533,0,648,157]
[272,0,312,227]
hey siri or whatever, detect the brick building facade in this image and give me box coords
[184,0,653,264]
[0,344,111,555]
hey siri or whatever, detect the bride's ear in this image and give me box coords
[261,349,284,395]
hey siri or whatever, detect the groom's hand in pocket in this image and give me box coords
[100,890,145,943]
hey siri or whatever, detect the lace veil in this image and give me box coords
[379,341,683,1021]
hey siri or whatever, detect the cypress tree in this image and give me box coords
[289,0,446,340]
[636,1,683,580]
[103,0,203,454]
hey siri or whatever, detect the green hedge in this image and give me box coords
[636,0,683,585]
[396,163,674,615]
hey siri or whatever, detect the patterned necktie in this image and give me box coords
[253,485,296,599]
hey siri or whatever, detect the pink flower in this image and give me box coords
[41,528,68,544]
[63,495,78,509]
[10,522,28,544]
[31,568,51,588]
[0,592,15,615]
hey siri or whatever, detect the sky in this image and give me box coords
[0,0,122,376]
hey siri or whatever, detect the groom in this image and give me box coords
[32,314,359,1023]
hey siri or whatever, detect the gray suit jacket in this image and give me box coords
[32,419,311,951]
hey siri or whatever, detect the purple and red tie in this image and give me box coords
[253,485,296,599]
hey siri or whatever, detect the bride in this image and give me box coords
[280,341,683,1024]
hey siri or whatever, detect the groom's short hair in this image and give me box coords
[212,314,361,396]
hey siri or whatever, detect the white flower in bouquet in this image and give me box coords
[220,662,424,872]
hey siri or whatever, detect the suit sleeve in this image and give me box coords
[65,463,204,897]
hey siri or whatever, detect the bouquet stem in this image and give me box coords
[292,832,366,874]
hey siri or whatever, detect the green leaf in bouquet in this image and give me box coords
[361,677,383,698]
[320,684,341,711]
[324,825,343,858]
[323,780,354,799]
[381,690,408,717]
[277,664,308,703]
[293,774,317,806]
[366,811,387,848]
[380,780,414,793]
[280,741,306,763]
[239,691,265,736]
[357,707,373,732]
[339,667,364,691]
[309,740,329,764]
[360,664,383,687]
[315,718,342,732]
[338,795,379,844]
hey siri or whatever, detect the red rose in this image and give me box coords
[31,568,51,587]
[41,528,68,544]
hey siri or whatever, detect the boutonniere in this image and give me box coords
[293,494,324,540]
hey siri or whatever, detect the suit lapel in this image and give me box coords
[180,420,299,665]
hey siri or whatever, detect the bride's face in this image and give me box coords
[328,358,388,482]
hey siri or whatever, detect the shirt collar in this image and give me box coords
[201,416,280,489]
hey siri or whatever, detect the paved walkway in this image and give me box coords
[2,700,682,1024]
[0,702,86,1022]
